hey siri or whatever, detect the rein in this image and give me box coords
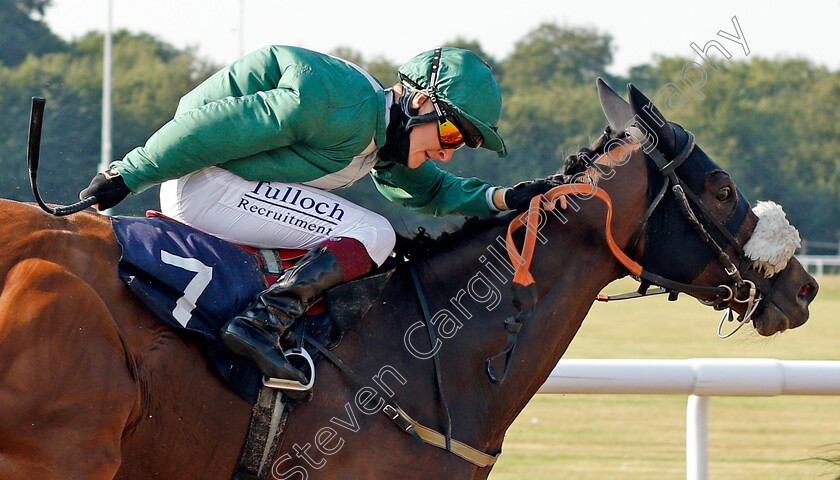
[486,183,650,383]
[500,182,740,299]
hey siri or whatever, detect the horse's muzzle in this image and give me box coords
[750,258,818,336]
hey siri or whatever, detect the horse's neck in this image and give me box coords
[419,217,624,452]
[428,145,649,456]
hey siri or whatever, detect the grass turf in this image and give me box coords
[490,275,840,480]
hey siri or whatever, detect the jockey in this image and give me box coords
[80,45,555,383]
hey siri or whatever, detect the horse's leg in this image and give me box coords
[0,259,137,480]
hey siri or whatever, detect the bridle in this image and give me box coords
[492,127,783,382]
[626,124,791,336]
[626,125,766,337]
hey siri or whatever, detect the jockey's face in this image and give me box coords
[406,94,456,169]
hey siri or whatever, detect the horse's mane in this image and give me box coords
[560,125,623,181]
[395,125,624,261]
[393,214,514,260]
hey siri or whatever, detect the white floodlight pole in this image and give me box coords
[99,0,113,215]
[239,0,245,57]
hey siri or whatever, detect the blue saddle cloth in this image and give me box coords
[111,215,269,404]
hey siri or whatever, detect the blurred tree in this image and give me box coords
[329,47,364,66]
[501,23,615,91]
[15,0,51,17]
[364,57,399,87]
[500,81,604,178]
[636,55,840,242]
[627,62,659,93]
[493,23,621,192]
[329,46,398,87]
[0,0,65,66]
[444,36,501,75]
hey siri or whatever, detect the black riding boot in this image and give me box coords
[221,246,345,382]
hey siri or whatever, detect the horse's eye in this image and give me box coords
[716,187,732,202]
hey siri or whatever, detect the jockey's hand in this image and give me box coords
[80,169,131,210]
[501,178,559,211]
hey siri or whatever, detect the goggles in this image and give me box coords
[399,48,484,150]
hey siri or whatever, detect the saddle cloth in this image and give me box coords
[111,214,337,404]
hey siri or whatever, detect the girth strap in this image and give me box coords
[384,404,499,467]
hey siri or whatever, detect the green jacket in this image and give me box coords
[112,45,497,217]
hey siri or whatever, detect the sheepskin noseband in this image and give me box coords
[743,201,801,278]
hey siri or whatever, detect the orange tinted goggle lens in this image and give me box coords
[438,118,465,149]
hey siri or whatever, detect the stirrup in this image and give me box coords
[263,348,315,391]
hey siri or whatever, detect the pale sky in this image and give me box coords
[44,0,839,76]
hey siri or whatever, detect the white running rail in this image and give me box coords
[796,254,840,276]
[537,358,840,480]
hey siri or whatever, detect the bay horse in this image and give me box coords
[0,82,818,479]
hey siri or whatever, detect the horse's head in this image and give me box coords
[597,79,818,336]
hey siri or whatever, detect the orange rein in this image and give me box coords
[505,183,643,287]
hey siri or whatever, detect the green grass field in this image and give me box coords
[490,275,840,480]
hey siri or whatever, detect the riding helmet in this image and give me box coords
[398,47,507,157]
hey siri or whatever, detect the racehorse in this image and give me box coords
[0,82,818,479]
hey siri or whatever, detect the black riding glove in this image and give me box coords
[80,169,131,210]
[503,178,560,211]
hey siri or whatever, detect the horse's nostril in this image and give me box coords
[797,281,818,305]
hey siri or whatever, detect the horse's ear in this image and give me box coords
[628,84,678,156]
[596,78,634,132]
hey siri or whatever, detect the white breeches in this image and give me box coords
[159,167,396,265]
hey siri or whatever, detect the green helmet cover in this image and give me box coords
[398,47,507,157]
